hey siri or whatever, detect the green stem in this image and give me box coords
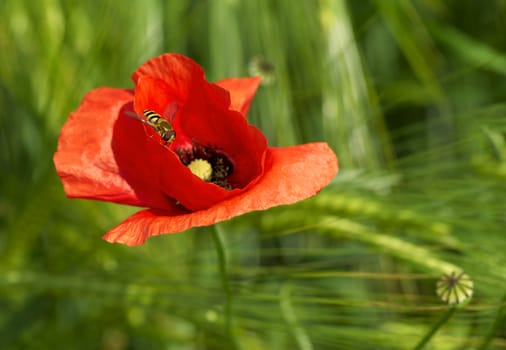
[413,307,457,350]
[211,224,236,348]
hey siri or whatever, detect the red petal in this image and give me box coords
[178,81,268,189]
[132,53,230,108]
[133,76,178,115]
[128,75,259,211]
[53,87,174,209]
[103,143,338,246]
[132,55,268,195]
[214,77,262,116]
[112,105,234,212]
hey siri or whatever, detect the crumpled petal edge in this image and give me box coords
[214,77,262,116]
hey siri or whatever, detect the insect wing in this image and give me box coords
[163,102,179,124]
[125,110,149,124]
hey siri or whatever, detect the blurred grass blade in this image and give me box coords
[429,20,506,76]
[376,1,443,101]
[320,0,392,168]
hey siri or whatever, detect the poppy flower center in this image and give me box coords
[176,143,234,190]
[187,159,212,181]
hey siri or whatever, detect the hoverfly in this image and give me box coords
[126,102,178,144]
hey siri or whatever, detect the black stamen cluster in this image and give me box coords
[176,143,234,190]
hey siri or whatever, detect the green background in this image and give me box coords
[1,0,505,349]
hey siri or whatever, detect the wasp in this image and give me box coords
[126,102,178,144]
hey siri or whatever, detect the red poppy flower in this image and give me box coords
[54,54,338,246]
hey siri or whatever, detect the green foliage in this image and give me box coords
[1,0,505,349]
